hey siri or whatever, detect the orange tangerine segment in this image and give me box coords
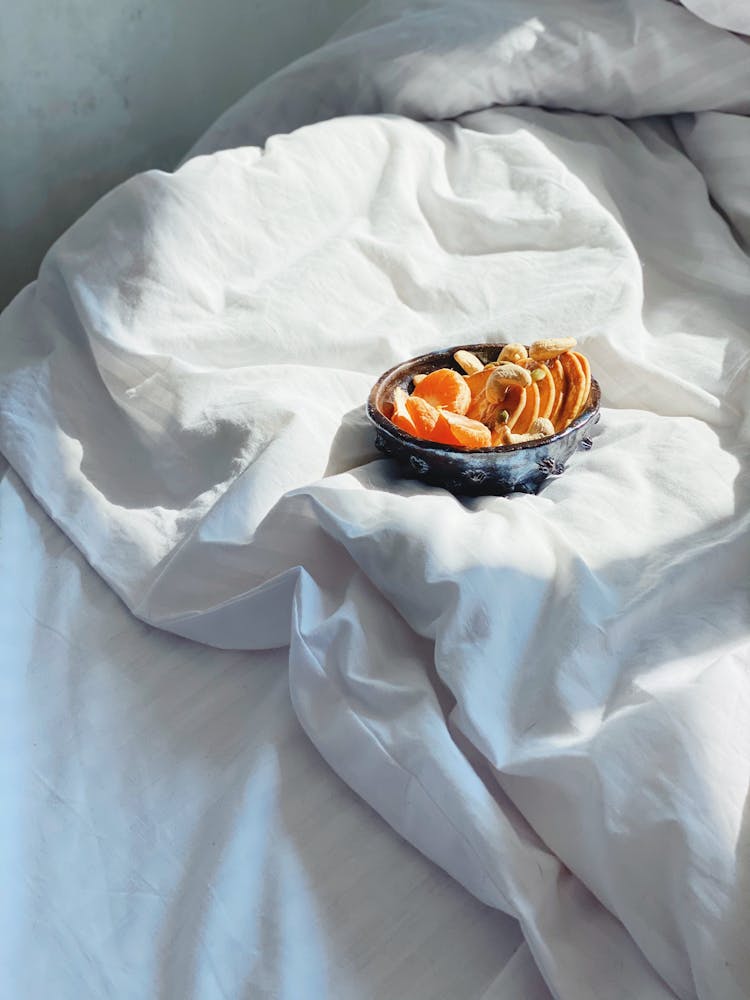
[390,387,418,436]
[405,394,440,437]
[463,363,498,399]
[412,367,471,415]
[439,410,492,449]
[424,413,464,446]
[512,382,540,435]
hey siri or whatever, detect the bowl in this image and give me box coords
[367,342,601,496]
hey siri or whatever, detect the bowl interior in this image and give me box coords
[368,343,600,453]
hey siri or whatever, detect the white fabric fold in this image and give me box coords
[1,1,749,997]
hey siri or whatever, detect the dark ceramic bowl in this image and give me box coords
[367,343,600,496]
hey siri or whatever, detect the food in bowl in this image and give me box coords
[367,341,600,496]
[385,338,591,450]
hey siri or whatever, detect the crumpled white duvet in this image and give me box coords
[1,1,749,997]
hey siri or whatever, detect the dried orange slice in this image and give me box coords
[557,351,587,431]
[512,382,540,435]
[571,351,591,420]
[504,384,528,429]
[547,359,565,428]
[534,366,555,420]
[438,410,492,449]
[413,368,471,415]
[521,360,555,422]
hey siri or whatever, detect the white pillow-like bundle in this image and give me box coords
[680,0,750,34]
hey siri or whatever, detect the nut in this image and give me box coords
[508,431,547,444]
[485,364,532,403]
[498,343,528,364]
[491,423,513,447]
[529,337,577,361]
[528,417,555,437]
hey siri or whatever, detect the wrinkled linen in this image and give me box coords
[1,1,749,998]
[677,0,750,35]
[0,459,530,1000]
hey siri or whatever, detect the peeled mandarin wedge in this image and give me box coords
[438,410,492,449]
[405,395,440,437]
[412,367,471,415]
[390,387,418,436]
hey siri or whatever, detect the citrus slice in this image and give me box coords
[522,360,555,421]
[412,367,471,415]
[557,351,587,431]
[547,359,565,428]
[390,387,418,436]
[405,395,440,437]
[438,410,492,449]
[503,384,528,429]
[464,363,498,399]
[512,382,540,435]
[571,351,592,421]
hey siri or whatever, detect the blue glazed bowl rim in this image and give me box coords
[367,342,601,454]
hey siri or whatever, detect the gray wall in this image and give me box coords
[0,0,365,309]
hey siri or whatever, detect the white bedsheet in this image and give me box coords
[0,458,533,1000]
[1,1,749,998]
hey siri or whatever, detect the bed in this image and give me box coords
[1,457,539,1000]
[2,1,749,998]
